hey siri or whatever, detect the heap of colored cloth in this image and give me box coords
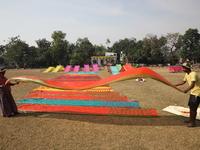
[17,72,158,117]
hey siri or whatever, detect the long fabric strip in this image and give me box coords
[17,98,140,107]
[30,91,120,96]
[6,67,182,91]
[33,86,112,91]
[67,71,100,74]
[33,87,114,92]
[18,104,158,117]
[25,94,127,101]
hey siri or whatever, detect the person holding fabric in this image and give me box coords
[175,62,200,127]
[0,68,19,117]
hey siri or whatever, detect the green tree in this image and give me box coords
[25,46,38,68]
[50,31,69,66]
[165,33,182,65]
[93,45,107,56]
[181,28,200,63]
[132,40,150,64]
[143,34,166,64]
[3,36,29,68]
[70,37,94,66]
[65,43,75,65]
[35,38,52,67]
[0,45,5,64]
[106,38,111,50]
[0,45,5,56]
[111,38,136,63]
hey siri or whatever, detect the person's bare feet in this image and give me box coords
[185,124,196,127]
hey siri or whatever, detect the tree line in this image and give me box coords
[0,28,200,69]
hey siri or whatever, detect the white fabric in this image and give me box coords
[163,105,200,120]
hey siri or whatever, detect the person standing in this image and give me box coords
[175,62,200,127]
[0,68,19,117]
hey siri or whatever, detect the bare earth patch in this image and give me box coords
[1,67,200,150]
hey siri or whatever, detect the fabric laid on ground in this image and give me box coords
[64,73,99,76]
[92,64,99,72]
[110,66,120,75]
[64,65,73,72]
[43,67,55,73]
[16,69,159,117]
[74,65,79,72]
[120,63,133,72]
[17,98,140,108]
[18,104,158,117]
[59,75,98,79]
[168,66,182,73]
[116,64,122,71]
[30,91,120,96]
[163,106,200,120]
[68,71,100,74]
[52,65,65,72]
[84,64,90,72]
[33,86,114,92]
[6,67,182,92]
[25,94,127,101]
[53,75,101,83]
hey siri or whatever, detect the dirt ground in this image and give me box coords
[0,67,200,150]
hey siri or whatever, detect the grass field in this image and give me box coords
[0,67,200,150]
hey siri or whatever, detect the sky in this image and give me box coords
[0,0,200,47]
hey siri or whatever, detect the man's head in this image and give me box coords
[0,68,6,77]
[181,62,191,72]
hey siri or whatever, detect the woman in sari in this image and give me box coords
[0,68,19,117]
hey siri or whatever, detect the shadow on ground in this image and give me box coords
[13,111,200,127]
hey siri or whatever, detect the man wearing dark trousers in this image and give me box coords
[175,62,200,127]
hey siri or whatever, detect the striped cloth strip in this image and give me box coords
[18,104,158,117]
[17,98,139,107]
[33,88,114,92]
[108,108,158,117]
[62,74,99,76]
[85,89,114,92]
[67,71,100,74]
[25,94,128,101]
[30,91,120,96]
[33,86,113,91]
[34,86,112,90]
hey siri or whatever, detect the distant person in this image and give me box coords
[175,62,200,127]
[0,68,19,117]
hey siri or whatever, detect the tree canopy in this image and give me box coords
[1,28,200,68]
[181,28,200,63]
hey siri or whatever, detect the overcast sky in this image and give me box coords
[0,0,200,47]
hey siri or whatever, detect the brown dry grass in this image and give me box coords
[1,67,200,150]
